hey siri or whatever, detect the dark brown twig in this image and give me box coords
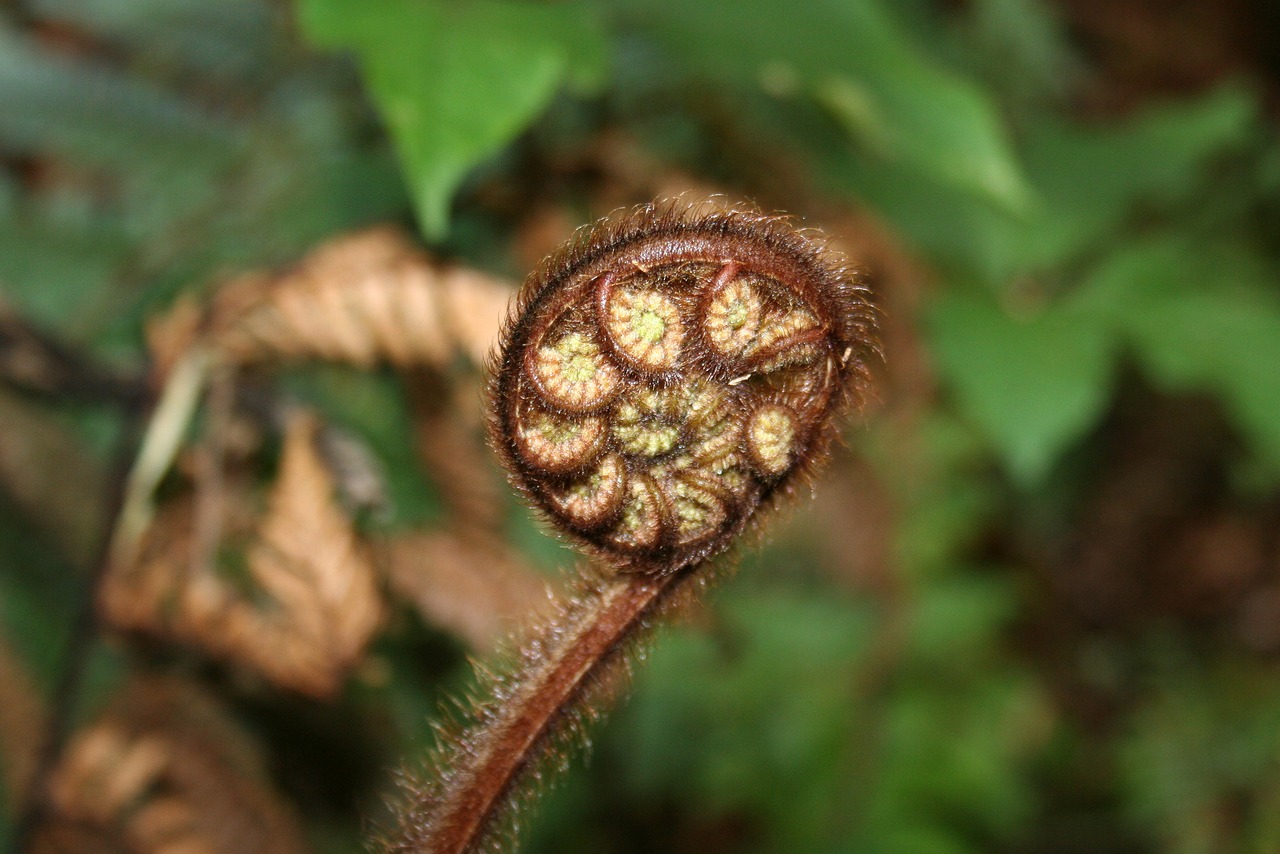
[10,408,146,852]
[0,302,146,408]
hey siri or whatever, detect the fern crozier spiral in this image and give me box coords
[490,200,876,574]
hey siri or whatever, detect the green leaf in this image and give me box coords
[812,19,1030,213]
[824,85,1255,286]
[298,0,605,238]
[0,214,135,336]
[963,0,1077,104]
[928,288,1114,484]
[1015,85,1256,269]
[623,0,1029,210]
[1074,240,1280,473]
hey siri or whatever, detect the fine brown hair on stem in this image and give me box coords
[384,199,877,853]
[386,564,715,854]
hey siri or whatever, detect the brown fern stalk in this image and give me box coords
[387,199,877,853]
[394,567,703,853]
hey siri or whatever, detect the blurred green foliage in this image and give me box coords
[298,0,606,237]
[3,0,1280,852]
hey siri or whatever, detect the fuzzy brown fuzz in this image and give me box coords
[490,198,876,574]
[386,563,717,853]
[384,198,876,853]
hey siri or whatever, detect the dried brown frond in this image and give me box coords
[100,412,384,698]
[30,677,305,854]
[0,630,43,804]
[383,532,556,651]
[220,410,384,693]
[151,227,516,372]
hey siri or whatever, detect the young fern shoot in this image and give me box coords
[386,200,877,853]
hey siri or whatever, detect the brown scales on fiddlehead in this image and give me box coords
[386,200,876,853]
[494,201,875,573]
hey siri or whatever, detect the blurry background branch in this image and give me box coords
[0,300,144,407]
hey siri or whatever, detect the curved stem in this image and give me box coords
[391,566,698,853]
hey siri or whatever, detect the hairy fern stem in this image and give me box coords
[384,199,876,852]
[389,565,708,853]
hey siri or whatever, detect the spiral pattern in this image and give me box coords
[491,202,875,573]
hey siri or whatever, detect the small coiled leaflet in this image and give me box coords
[490,201,875,574]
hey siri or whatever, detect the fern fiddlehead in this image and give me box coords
[494,201,875,573]
[387,200,876,853]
